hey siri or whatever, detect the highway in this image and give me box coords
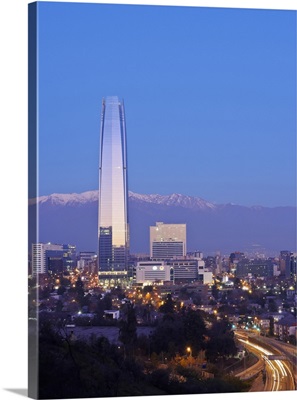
[259,335,297,382]
[235,331,295,391]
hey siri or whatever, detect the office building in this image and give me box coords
[280,250,291,277]
[46,250,64,274]
[62,244,77,270]
[98,96,129,271]
[150,222,186,259]
[135,261,171,285]
[76,251,96,270]
[32,243,63,276]
[79,251,97,262]
[236,259,274,278]
[167,259,198,284]
[32,243,76,275]
[289,253,297,280]
[197,259,213,284]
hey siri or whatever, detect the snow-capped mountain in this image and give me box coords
[28,190,296,255]
[129,191,217,210]
[28,190,99,206]
[30,190,217,210]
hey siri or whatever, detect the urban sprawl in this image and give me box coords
[29,97,297,397]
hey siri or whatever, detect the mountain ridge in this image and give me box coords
[29,190,294,210]
[28,190,296,254]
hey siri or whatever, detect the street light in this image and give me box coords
[187,347,192,357]
[186,347,193,367]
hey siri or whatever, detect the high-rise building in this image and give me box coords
[98,96,129,271]
[236,259,274,278]
[289,253,297,280]
[279,250,291,277]
[32,243,63,276]
[150,222,186,259]
[62,244,77,270]
[32,243,76,276]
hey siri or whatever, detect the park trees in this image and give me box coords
[148,307,206,358]
[118,303,137,357]
[205,320,237,363]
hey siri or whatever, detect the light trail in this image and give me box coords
[237,338,292,391]
[263,356,279,391]
[275,360,287,376]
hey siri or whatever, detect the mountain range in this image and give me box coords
[28,190,296,256]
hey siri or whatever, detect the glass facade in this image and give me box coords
[98,96,129,270]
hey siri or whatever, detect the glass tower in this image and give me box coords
[98,96,129,271]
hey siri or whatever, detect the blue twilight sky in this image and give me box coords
[35,1,296,206]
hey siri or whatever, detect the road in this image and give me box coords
[235,330,295,391]
[258,335,297,386]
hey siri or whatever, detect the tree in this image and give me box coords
[143,285,153,294]
[73,276,85,306]
[95,293,113,321]
[57,286,66,295]
[268,299,278,313]
[39,286,51,300]
[182,308,206,354]
[55,299,64,312]
[159,294,175,314]
[269,316,274,336]
[150,315,184,356]
[288,335,296,345]
[118,303,137,356]
[192,293,202,306]
[211,285,219,300]
[205,320,237,363]
[60,275,70,286]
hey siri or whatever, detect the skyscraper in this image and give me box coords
[98,96,129,271]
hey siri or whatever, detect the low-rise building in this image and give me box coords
[274,314,297,340]
[167,259,198,283]
[135,261,171,285]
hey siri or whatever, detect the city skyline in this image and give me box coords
[35,1,296,207]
